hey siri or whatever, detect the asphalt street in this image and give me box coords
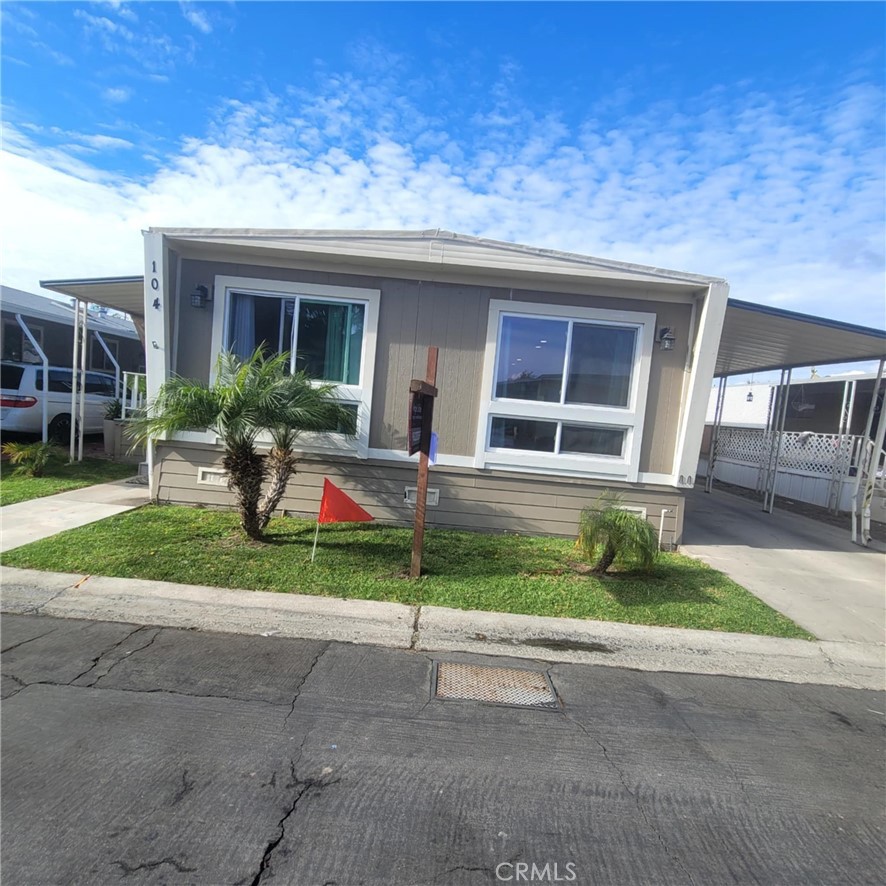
[2,613,884,886]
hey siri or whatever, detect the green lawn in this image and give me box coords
[0,458,138,506]
[1,504,813,639]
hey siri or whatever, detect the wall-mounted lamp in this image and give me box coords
[746,391,754,403]
[658,327,676,351]
[190,285,211,309]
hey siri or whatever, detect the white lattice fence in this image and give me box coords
[715,427,767,464]
[715,427,858,477]
[777,432,856,475]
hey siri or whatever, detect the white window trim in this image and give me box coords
[2,319,44,362]
[474,299,655,481]
[90,335,118,372]
[206,275,380,459]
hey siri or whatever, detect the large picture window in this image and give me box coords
[477,300,655,480]
[211,276,380,458]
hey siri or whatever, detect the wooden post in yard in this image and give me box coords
[409,346,439,578]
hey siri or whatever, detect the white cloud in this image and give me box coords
[76,134,135,151]
[179,2,212,35]
[2,74,884,341]
[103,86,132,103]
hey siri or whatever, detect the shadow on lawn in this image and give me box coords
[600,564,722,607]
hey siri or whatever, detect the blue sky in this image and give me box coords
[2,1,884,373]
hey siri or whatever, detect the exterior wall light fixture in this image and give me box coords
[658,327,676,350]
[747,391,754,402]
[190,285,211,308]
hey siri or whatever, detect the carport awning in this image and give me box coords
[41,276,145,319]
[716,299,886,377]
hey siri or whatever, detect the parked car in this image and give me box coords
[1,361,117,440]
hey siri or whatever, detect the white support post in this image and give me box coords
[671,281,730,488]
[705,376,726,493]
[69,300,82,462]
[766,368,792,514]
[761,371,782,510]
[78,303,88,462]
[860,386,886,546]
[852,359,885,543]
[94,330,121,399]
[15,314,49,442]
[828,380,851,513]
[143,231,168,493]
[756,385,776,494]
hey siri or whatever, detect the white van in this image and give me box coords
[1,362,118,439]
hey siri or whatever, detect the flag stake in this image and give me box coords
[311,519,320,563]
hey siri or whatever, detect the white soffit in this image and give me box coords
[716,299,886,377]
[40,277,145,319]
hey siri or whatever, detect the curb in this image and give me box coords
[1,566,883,690]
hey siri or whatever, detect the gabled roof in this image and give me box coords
[152,227,725,290]
[0,286,139,340]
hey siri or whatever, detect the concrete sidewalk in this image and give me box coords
[683,486,886,645]
[2,565,883,690]
[0,478,149,554]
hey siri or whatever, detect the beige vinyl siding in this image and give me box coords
[171,254,694,475]
[155,442,686,544]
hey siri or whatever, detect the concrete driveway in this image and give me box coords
[683,486,886,644]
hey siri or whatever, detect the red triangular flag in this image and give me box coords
[318,478,374,524]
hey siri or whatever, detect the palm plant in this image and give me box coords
[1,441,60,477]
[256,371,357,530]
[576,492,659,575]
[130,349,355,540]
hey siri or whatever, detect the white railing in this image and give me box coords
[120,372,147,420]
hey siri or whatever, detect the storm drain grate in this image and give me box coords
[434,661,558,708]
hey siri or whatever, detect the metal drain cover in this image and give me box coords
[434,661,558,708]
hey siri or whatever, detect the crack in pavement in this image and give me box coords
[1,626,59,654]
[565,712,698,886]
[246,732,341,886]
[88,628,163,687]
[283,643,330,727]
[409,605,422,650]
[0,671,297,715]
[171,768,196,806]
[67,626,149,685]
[114,856,197,875]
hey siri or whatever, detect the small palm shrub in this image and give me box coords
[576,492,659,575]
[1,441,61,478]
[104,399,122,420]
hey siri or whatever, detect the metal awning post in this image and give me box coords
[77,304,88,462]
[860,395,886,546]
[828,379,853,513]
[761,371,783,509]
[763,369,791,513]
[756,384,776,493]
[69,300,82,462]
[705,376,726,493]
[14,314,49,442]
[851,358,885,543]
[94,330,121,399]
[767,368,792,514]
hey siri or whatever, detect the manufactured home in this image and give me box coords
[40,228,886,546]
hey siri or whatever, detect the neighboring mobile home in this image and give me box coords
[1,286,144,375]
[114,229,727,546]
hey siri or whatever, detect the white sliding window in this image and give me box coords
[476,300,655,480]
[210,276,380,457]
